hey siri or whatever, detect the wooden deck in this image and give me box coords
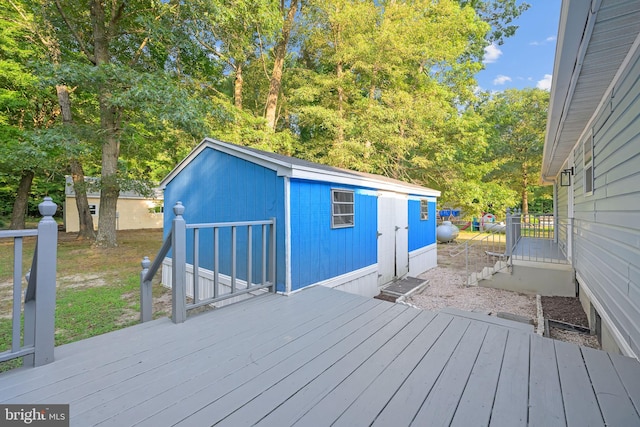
[2,286,639,426]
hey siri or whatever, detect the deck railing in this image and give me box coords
[507,209,569,264]
[460,209,569,285]
[140,202,277,324]
[455,225,509,286]
[0,198,58,367]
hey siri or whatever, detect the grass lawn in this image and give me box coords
[0,228,167,371]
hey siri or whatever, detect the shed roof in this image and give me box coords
[161,138,441,197]
[542,0,640,182]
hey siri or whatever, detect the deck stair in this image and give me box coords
[467,260,509,286]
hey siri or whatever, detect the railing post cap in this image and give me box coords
[142,256,151,269]
[38,197,57,217]
[173,201,185,216]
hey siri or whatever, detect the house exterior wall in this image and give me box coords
[162,147,287,291]
[567,52,640,356]
[64,196,163,232]
[288,179,378,292]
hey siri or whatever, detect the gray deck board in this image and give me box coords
[412,321,490,426]
[372,316,471,426]
[72,289,370,422]
[217,306,422,426]
[555,341,604,426]
[582,346,640,426]
[528,334,566,426]
[93,296,387,426]
[489,331,530,427]
[450,327,509,427]
[282,310,437,427]
[610,352,640,413]
[1,285,639,427]
[174,302,407,426]
[331,312,455,427]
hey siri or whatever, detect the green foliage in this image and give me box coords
[479,88,550,211]
[0,0,549,226]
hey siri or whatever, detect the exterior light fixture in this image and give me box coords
[560,167,574,187]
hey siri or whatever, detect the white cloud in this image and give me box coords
[483,43,502,64]
[493,75,512,85]
[530,36,557,46]
[537,74,553,90]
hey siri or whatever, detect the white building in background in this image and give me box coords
[63,176,163,232]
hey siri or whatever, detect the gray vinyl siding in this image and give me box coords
[572,51,640,355]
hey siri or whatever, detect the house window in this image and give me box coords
[88,204,97,215]
[331,189,354,228]
[584,134,594,195]
[420,200,429,220]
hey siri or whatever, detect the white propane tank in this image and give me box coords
[436,221,460,243]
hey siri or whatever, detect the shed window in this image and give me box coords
[89,204,97,215]
[420,200,429,220]
[331,189,354,228]
[584,134,594,195]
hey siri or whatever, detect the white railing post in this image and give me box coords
[32,197,57,366]
[171,202,187,323]
[140,257,152,322]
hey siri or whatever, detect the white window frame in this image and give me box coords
[584,133,594,196]
[331,189,354,228]
[420,199,429,220]
[88,204,97,215]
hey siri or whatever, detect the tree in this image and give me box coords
[0,1,63,229]
[265,0,299,130]
[291,0,489,180]
[480,88,549,215]
[186,0,281,111]
[37,0,209,246]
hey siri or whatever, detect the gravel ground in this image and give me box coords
[405,242,600,349]
[408,266,538,325]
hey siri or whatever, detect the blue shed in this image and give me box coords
[160,138,440,298]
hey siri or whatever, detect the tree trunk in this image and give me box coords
[234,63,243,110]
[91,0,120,247]
[10,171,35,230]
[522,170,529,216]
[56,85,96,239]
[265,0,298,130]
[336,61,344,145]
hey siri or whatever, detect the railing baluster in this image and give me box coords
[12,237,23,353]
[193,228,199,303]
[262,224,267,286]
[213,227,219,299]
[247,225,252,289]
[270,219,276,290]
[231,226,237,294]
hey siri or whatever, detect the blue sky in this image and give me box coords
[476,1,562,92]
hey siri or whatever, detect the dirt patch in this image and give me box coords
[541,296,600,350]
[541,296,588,327]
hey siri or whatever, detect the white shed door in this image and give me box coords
[377,192,409,286]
